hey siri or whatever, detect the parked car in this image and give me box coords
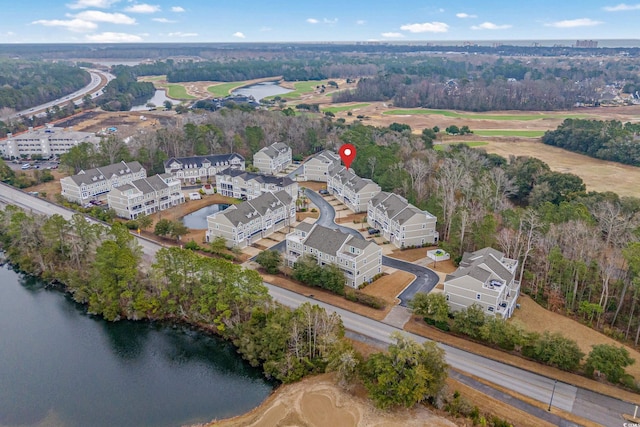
[367,228,380,235]
[319,189,329,195]
[21,164,31,170]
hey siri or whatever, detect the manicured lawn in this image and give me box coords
[434,141,489,151]
[383,109,587,121]
[140,75,166,82]
[322,103,370,113]
[166,84,196,99]
[278,80,328,99]
[473,129,545,137]
[207,81,250,97]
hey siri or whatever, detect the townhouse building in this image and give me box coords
[444,248,521,319]
[164,153,245,185]
[107,173,185,219]
[1,126,100,160]
[205,190,295,248]
[60,161,147,204]
[367,192,438,249]
[216,169,298,201]
[327,165,381,213]
[285,223,382,288]
[253,142,292,175]
[302,150,341,182]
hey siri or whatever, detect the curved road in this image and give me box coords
[0,182,634,426]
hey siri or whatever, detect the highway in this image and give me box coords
[0,182,634,426]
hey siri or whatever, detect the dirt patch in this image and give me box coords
[296,211,319,221]
[362,271,414,305]
[336,212,366,225]
[53,110,174,140]
[388,247,431,262]
[512,295,640,381]
[299,181,327,191]
[207,373,456,427]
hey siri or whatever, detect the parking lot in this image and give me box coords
[7,159,60,171]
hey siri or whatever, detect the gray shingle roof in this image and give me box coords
[164,153,244,170]
[217,190,292,226]
[451,248,515,287]
[295,221,315,234]
[303,224,351,255]
[69,161,144,186]
[144,175,169,192]
[257,142,290,159]
[221,169,295,187]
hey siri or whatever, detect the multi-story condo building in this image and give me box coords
[367,192,438,249]
[216,169,298,201]
[444,247,520,319]
[327,165,381,213]
[107,174,185,219]
[286,223,382,288]
[60,161,147,204]
[205,190,295,248]
[163,153,245,185]
[253,142,292,175]
[303,150,341,182]
[0,126,100,160]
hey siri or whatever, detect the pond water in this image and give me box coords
[130,89,179,111]
[182,204,230,229]
[0,264,273,427]
[231,81,292,101]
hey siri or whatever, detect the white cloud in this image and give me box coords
[545,18,603,28]
[168,31,197,37]
[232,31,245,38]
[471,21,512,30]
[124,3,160,13]
[32,18,97,32]
[260,26,272,32]
[306,18,318,24]
[356,19,365,25]
[152,17,175,23]
[381,32,404,38]
[73,11,136,24]
[171,6,185,12]
[603,3,640,11]
[66,0,119,9]
[85,31,143,42]
[400,22,449,33]
[323,18,338,24]
[456,12,477,18]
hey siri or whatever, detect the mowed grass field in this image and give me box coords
[166,84,196,99]
[322,103,370,113]
[383,108,588,121]
[434,141,489,151]
[207,81,252,97]
[279,80,328,99]
[474,129,546,137]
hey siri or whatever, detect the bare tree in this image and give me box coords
[437,158,470,241]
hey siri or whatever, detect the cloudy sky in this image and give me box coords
[4,0,640,43]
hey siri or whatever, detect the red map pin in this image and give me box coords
[339,144,357,169]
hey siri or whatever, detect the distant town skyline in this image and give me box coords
[4,0,640,44]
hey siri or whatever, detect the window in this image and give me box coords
[476,293,481,300]
[446,294,450,301]
[488,307,495,312]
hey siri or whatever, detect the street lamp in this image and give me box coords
[548,379,558,411]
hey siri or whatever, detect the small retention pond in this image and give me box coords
[181,204,230,229]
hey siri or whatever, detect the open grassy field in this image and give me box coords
[166,84,196,99]
[207,81,251,97]
[278,80,328,99]
[474,129,545,137]
[383,108,588,121]
[322,103,370,113]
[434,141,489,151]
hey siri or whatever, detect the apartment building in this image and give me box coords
[107,173,185,219]
[164,153,245,185]
[253,142,292,175]
[1,126,100,160]
[327,165,381,213]
[205,190,295,248]
[285,223,382,288]
[216,169,298,201]
[367,192,438,249]
[444,248,521,319]
[60,161,147,204]
[303,150,341,182]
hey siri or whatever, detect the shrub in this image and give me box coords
[345,289,384,309]
[125,220,139,230]
[184,240,200,251]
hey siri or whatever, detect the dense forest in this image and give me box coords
[0,60,89,111]
[542,119,640,166]
[96,65,155,111]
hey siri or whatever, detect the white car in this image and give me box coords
[21,164,31,170]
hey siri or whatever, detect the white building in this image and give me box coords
[253,142,292,175]
[444,248,521,319]
[205,190,295,248]
[164,153,245,185]
[107,173,185,219]
[327,165,381,213]
[367,192,438,249]
[303,150,341,182]
[216,169,298,201]
[0,125,100,160]
[285,222,382,288]
[60,161,147,204]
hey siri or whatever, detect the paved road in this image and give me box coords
[0,182,634,426]
[6,69,114,121]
